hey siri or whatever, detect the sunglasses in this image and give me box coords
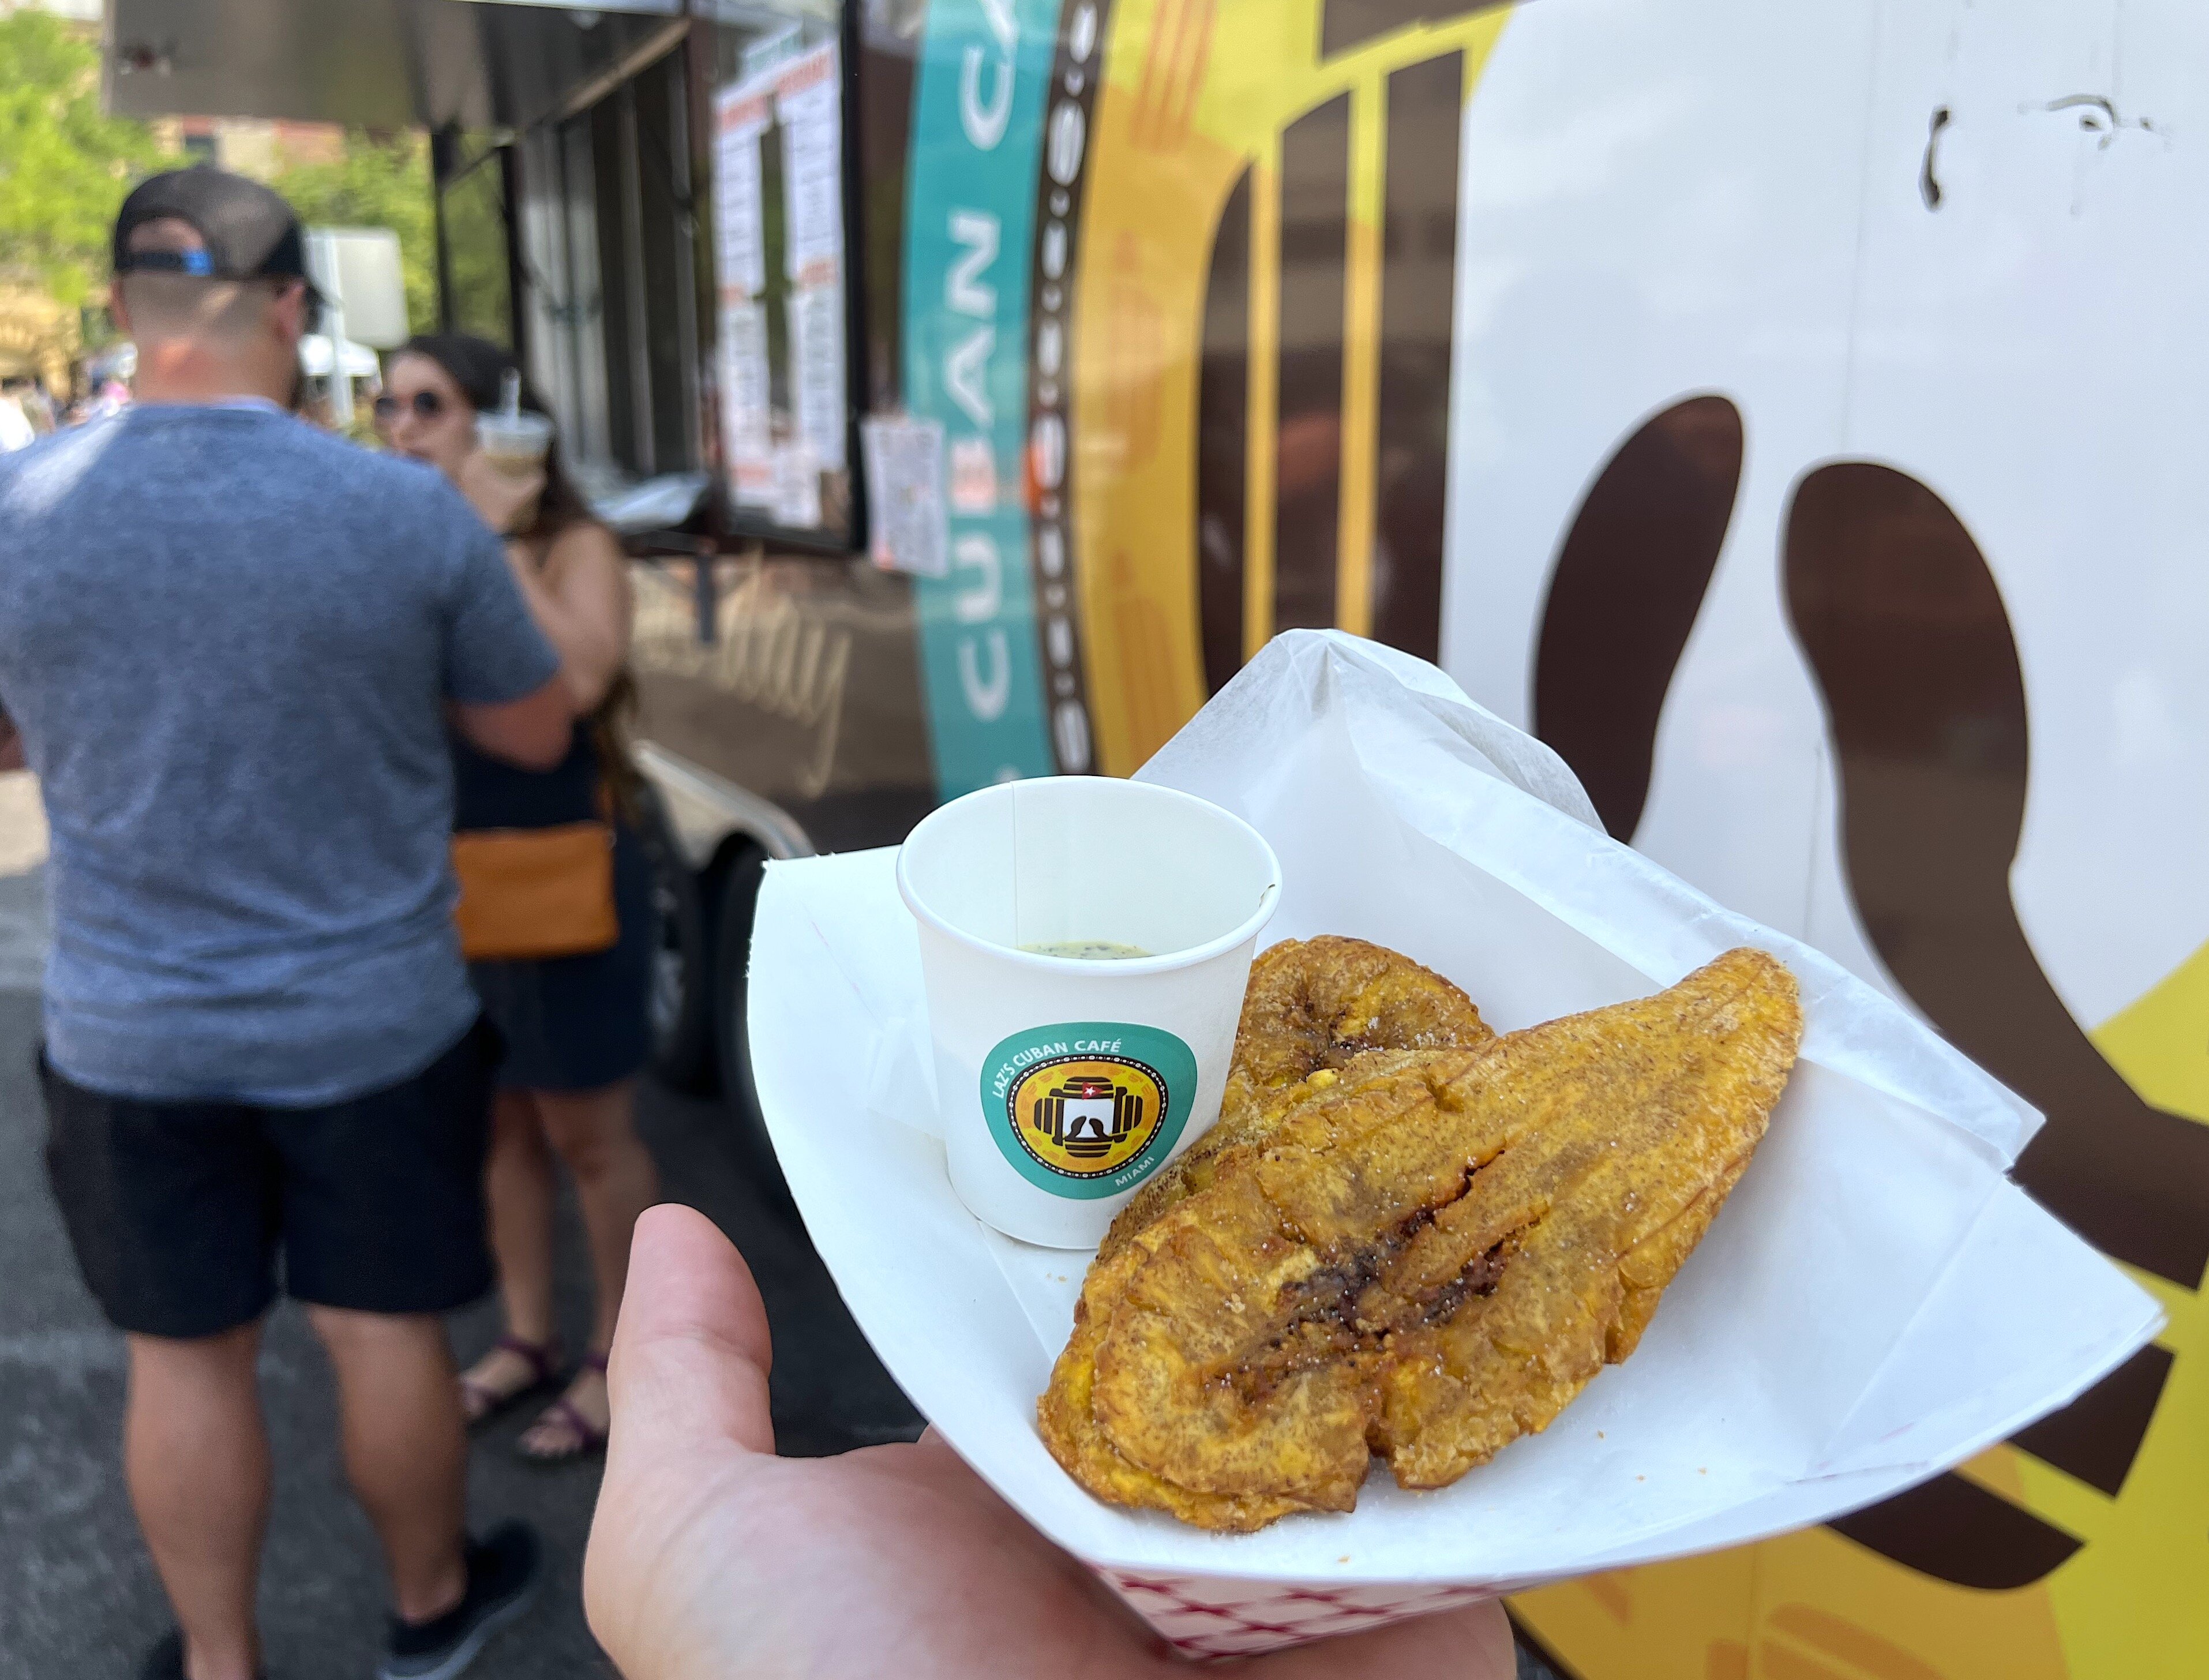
[372,390,447,422]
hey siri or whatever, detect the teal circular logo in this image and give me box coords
[979,1021,1199,1199]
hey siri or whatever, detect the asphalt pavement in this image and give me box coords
[0,768,1559,1680]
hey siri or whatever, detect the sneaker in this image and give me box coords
[376,1522,542,1680]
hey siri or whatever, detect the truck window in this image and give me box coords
[511,47,700,492]
[437,138,513,352]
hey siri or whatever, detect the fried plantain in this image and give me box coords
[1041,1052,1489,1525]
[1098,937,1494,1261]
[1087,1051,1510,1506]
[1363,948,1801,1486]
[1036,1226,1322,1531]
[1038,948,1802,1530]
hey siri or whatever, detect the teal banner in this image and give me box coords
[902,0,1062,797]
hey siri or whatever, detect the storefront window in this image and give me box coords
[512,48,700,493]
[478,2,854,539]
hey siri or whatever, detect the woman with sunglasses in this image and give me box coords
[379,336,661,1462]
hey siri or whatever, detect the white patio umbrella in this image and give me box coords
[298,333,380,380]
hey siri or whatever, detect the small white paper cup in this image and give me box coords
[896,777,1281,1248]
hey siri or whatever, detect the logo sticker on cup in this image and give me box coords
[981,1022,1200,1199]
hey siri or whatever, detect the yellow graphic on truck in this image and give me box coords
[1073,0,1506,774]
[1048,2,2209,1676]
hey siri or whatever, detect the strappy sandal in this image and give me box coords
[517,1351,610,1465]
[458,1334,562,1428]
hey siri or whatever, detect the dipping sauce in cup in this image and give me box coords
[897,777,1281,1248]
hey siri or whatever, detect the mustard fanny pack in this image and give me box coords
[451,820,618,961]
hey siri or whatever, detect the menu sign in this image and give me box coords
[711,38,850,538]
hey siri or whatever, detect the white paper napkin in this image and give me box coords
[747,629,2160,1604]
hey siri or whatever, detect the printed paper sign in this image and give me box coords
[861,415,949,578]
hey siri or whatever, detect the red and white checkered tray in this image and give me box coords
[1093,1568,1504,1659]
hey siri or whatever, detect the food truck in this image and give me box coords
[107,0,2209,1672]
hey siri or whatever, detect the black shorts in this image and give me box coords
[42,1019,499,1340]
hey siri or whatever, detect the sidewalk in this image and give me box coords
[0,770,48,989]
[1,1011,918,1677]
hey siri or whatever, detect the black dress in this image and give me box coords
[453,726,656,1092]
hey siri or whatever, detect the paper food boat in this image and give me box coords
[748,631,2160,1659]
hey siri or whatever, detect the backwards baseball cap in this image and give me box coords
[111,164,322,302]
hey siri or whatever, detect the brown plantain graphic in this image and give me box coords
[1534,395,1745,838]
[1782,460,2200,1587]
[1529,431,2194,1591]
[1783,462,2209,1290]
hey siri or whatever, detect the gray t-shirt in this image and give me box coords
[0,403,560,1104]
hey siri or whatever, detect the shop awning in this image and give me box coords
[104,0,688,135]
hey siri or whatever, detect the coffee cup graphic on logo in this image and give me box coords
[897,778,1281,1248]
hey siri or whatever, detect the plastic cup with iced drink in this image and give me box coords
[475,369,554,532]
[897,776,1281,1247]
[477,409,552,475]
[475,411,553,527]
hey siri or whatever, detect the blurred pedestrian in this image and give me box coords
[0,166,575,1680]
[380,335,662,1464]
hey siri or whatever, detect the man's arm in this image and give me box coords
[451,676,571,771]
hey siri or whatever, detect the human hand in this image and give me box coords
[584,1205,1516,1679]
[453,447,545,536]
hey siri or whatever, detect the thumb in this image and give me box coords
[588,1207,775,1664]
[606,1202,777,1459]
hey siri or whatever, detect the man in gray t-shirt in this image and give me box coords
[6,378,554,1107]
[0,168,568,1680]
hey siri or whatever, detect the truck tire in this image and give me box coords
[641,791,719,1094]
[712,845,793,1207]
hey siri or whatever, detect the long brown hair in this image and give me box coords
[399,332,643,818]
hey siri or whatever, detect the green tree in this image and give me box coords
[0,10,162,306]
[274,130,438,334]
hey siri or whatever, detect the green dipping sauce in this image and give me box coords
[1021,940,1153,960]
